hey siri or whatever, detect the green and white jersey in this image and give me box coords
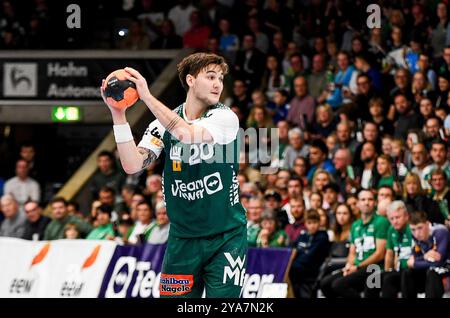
[386,224,413,270]
[138,103,246,238]
[350,214,390,266]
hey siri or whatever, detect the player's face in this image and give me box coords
[191,65,224,105]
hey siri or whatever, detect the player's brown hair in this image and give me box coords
[177,53,229,91]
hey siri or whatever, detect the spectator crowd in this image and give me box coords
[2,0,450,298]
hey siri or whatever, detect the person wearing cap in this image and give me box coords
[264,189,289,229]
[86,204,115,240]
[322,182,341,227]
[256,212,289,248]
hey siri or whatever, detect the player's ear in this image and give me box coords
[186,74,195,88]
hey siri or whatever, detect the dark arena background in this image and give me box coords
[0,0,450,307]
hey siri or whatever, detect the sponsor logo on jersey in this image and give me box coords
[160,274,193,296]
[150,137,162,148]
[150,127,162,139]
[171,172,223,200]
[223,252,246,287]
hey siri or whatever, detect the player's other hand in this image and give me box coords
[123,67,151,103]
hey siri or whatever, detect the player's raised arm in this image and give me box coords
[100,83,159,175]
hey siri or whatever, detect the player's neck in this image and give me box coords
[184,95,208,121]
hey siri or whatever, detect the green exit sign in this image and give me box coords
[51,106,81,122]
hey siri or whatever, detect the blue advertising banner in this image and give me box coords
[98,244,294,298]
[98,243,166,298]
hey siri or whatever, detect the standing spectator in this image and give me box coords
[19,142,45,186]
[320,189,389,298]
[44,197,92,240]
[86,204,115,240]
[90,151,126,201]
[22,200,51,241]
[0,194,26,238]
[289,209,330,298]
[4,159,40,208]
[217,18,239,63]
[402,211,450,298]
[144,201,170,244]
[168,0,197,37]
[286,76,316,131]
[127,201,153,244]
[381,201,413,298]
[246,197,263,247]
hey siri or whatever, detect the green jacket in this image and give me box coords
[86,223,115,240]
[44,215,93,240]
[257,229,289,248]
[247,222,261,247]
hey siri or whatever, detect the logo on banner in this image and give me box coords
[223,253,246,287]
[160,274,193,296]
[9,243,51,295]
[59,244,101,297]
[105,256,161,298]
[3,63,38,97]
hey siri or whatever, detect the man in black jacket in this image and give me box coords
[22,200,51,241]
[289,209,330,298]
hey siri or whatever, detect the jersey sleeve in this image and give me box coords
[375,217,390,240]
[385,226,394,250]
[137,119,166,157]
[194,108,239,145]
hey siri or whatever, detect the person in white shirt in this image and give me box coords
[127,201,153,244]
[4,159,40,209]
[168,0,197,36]
[145,201,170,244]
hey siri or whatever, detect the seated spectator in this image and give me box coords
[90,151,126,202]
[256,212,288,248]
[307,140,336,181]
[326,51,358,108]
[266,89,290,125]
[402,211,450,298]
[234,33,266,91]
[393,93,421,140]
[284,197,306,243]
[310,104,338,139]
[98,186,119,221]
[115,215,134,245]
[0,194,26,238]
[282,128,309,171]
[286,76,316,132]
[44,197,92,240]
[309,191,323,211]
[22,200,51,241]
[4,159,40,209]
[263,190,289,230]
[289,209,330,298]
[322,183,341,226]
[425,139,450,184]
[64,223,80,239]
[376,154,396,190]
[261,55,288,100]
[246,197,263,247]
[167,0,197,37]
[320,189,389,298]
[86,204,115,240]
[428,169,450,228]
[150,18,182,49]
[403,173,444,224]
[67,201,86,221]
[144,201,170,244]
[127,201,153,244]
[381,201,413,298]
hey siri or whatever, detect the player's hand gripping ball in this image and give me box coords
[102,69,139,110]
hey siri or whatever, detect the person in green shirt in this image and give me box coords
[320,189,390,298]
[86,204,115,240]
[44,197,92,240]
[246,197,263,247]
[381,200,413,298]
[376,154,395,189]
[256,213,289,248]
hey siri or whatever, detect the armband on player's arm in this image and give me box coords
[137,147,158,170]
